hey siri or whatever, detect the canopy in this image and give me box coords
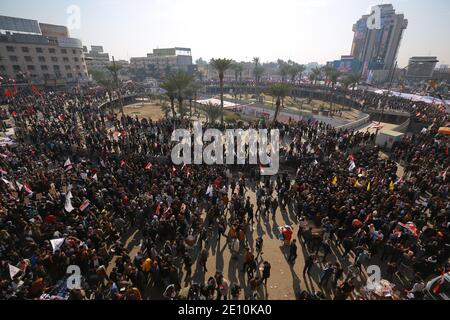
[438,127,450,136]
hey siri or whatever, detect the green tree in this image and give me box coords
[204,103,222,124]
[210,58,233,124]
[311,67,322,85]
[328,69,342,112]
[172,70,193,118]
[160,78,177,119]
[266,83,292,123]
[184,82,201,121]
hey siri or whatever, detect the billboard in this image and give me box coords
[39,23,68,37]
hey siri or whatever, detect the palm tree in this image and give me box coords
[254,65,264,84]
[210,58,233,124]
[278,61,290,83]
[184,82,201,121]
[347,73,361,93]
[204,103,222,124]
[172,70,193,118]
[328,69,342,113]
[160,78,177,119]
[311,67,321,86]
[297,64,306,83]
[266,83,292,123]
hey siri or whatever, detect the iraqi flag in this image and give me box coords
[16,181,23,191]
[64,158,73,171]
[145,162,152,170]
[0,167,7,175]
[92,173,98,182]
[79,199,91,212]
[348,154,355,162]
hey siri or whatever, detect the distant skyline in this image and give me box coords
[1,0,450,67]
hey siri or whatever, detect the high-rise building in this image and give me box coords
[351,4,408,83]
[84,45,111,72]
[130,47,196,79]
[406,56,439,81]
[0,15,88,85]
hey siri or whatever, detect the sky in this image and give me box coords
[1,0,450,67]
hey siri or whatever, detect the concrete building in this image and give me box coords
[351,4,408,84]
[406,56,439,81]
[129,47,196,80]
[0,15,88,85]
[83,45,111,72]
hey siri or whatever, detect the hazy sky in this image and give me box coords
[1,0,450,67]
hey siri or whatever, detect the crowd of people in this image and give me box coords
[0,84,448,300]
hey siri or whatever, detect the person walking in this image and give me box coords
[262,261,271,286]
[303,254,316,277]
[319,262,334,288]
[288,239,298,264]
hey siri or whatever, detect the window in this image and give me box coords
[38,56,46,63]
[78,73,82,78]
[49,48,56,54]
[65,65,71,70]
[9,56,18,62]
[44,73,50,79]
[53,65,60,71]
[13,65,21,71]
[61,49,67,54]
[6,46,15,52]
[21,47,30,53]
[76,65,81,70]
[36,47,43,53]
[74,57,79,62]
[27,65,35,71]
[41,65,48,71]
[67,73,73,78]
[0,65,6,72]
[72,49,76,54]
[51,57,58,62]
[63,57,69,63]
[24,56,32,62]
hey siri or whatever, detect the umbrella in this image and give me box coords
[352,219,363,228]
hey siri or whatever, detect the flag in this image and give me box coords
[2,178,15,191]
[58,114,65,122]
[349,161,356,172]
[120,160,126,167]
[23,183,32,194]
[389,180,395,191]
[65,191,74,213]
[367,182,371,192]
[4,89,13,97]
[8,264,21,280]
[206,185,213,197]
[354,180,360,188]
[79,200,91,212]
[331,176,337,186]
[31,85,43,96]
[50,238,65,253]
[0,167,7,175]
[155,203,161,216]
[64,158,72,171]
[432,270,446,294]
[92,173,98,182]
[348,154,355,162]
[145,162,152,170]
[213,177,223,189]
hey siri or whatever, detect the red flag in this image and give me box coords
[213,177,223,189]
[23,183,32,194]
[4,89,12,97]
[31,85,43,96]
[12,87,17,95]
[348,154,355,162]
[58,114,65,122]
[120,160,126,167]
[145,162,152,170]
[155,203,161,216]
[11,111,17,117]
